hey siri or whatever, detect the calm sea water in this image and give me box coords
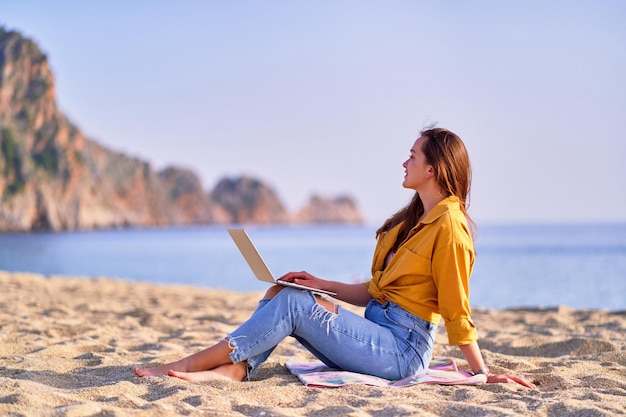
[1,224,624,311]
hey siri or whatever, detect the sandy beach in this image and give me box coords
[1,271,624,416]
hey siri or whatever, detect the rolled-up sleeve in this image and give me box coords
[444,317,477,345]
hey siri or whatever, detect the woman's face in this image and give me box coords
[402,136,431,191]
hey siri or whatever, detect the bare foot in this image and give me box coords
[168,363,247,382]
[133,341,238,379]
[133,360,184,377]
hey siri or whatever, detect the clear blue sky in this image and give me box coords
[2,1,625,224]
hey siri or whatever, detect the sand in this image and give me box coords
[1,271,624,416]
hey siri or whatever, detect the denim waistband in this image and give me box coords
[368,299,438,333]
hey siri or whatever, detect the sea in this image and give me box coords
[1,223,624,312]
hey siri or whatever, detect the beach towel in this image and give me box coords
[286,357,487,388]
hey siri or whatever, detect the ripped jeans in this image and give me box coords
[227,287,438,380]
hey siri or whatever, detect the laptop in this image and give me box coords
[227,229,337,296]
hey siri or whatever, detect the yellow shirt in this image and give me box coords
[365,195,477,346]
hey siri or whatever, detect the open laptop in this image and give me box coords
[227,229,337,296]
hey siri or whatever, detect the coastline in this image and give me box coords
[1,271,624,416]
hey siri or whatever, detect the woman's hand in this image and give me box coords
[278,271,328,290]
[279,271,373,307]
[459,343,536,390]
[487,373,536,389]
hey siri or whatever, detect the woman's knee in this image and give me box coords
[263,287,336,314]
[315,295,338,313]
[262,285,286,300]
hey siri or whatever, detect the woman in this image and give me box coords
[134,127,535,388]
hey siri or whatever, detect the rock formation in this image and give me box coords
[211,176,288,224]
[296,194,362,224]
[0,28,362,231]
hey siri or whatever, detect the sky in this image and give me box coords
[1,1,625,225]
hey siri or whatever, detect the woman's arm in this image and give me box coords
[278,271,372,306]
[459,342,536,389]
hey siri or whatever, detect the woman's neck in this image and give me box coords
[418,187,447,221]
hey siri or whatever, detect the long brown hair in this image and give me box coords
[376,127,475,251]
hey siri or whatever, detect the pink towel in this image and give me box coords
[286,357,487,388]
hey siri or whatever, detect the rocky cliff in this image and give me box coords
[211,176,288,224]
[295,194,362,224]
[0,29,361,231]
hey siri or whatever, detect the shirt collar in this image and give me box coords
[419,195,462,225]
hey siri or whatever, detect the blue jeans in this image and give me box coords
[227,287,438,380]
